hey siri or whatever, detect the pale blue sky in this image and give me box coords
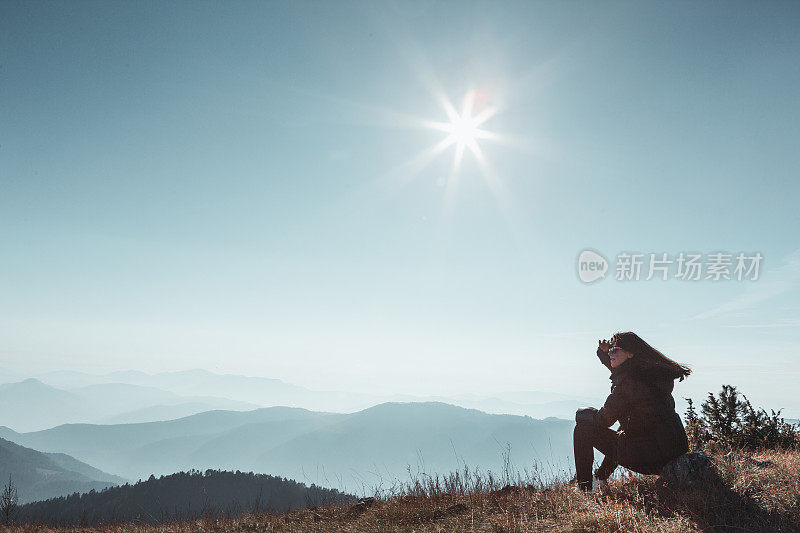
[2,1,799,413]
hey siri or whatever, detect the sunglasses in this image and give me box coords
[608,347,622,355]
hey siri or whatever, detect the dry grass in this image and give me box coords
[4,448,800,532]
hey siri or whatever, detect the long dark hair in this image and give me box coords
[613,331,691,381]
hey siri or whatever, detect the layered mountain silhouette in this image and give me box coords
[0,437,125,504]
[39,370,321,407]
[18,370,597,429]
[1,371,585,499]
[0,378,258,431]
[1,402,573,494]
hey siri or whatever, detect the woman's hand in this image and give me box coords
[598,339,613,353]
[597,339,613,370]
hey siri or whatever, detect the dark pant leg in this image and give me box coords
[574,407,619,490]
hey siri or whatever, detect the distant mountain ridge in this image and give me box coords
[0,379,87,432]
[1,402,573,494]
[0,370,590,496]
[39,370,311,404]
[0,437,125,504]
[29,368,600,423]
[0,378,259,432]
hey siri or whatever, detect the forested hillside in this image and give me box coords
[15,469,354,526]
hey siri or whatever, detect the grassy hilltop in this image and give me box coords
[2,447,799,532]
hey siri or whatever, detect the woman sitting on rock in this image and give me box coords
[574,331,691,492]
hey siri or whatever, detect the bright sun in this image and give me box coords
[424,89,498,174]
[383,86,510,214]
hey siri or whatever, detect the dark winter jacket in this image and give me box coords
[595,348,689,472]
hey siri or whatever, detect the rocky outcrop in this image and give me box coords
[658,452,719,488]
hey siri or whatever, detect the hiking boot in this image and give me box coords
[569,475,592,492]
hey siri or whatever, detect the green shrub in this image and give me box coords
[685,385,799,451]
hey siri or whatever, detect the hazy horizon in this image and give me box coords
[3,362,798,421]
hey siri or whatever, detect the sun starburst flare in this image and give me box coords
[423,90,499,174]
[355,85,518,217]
